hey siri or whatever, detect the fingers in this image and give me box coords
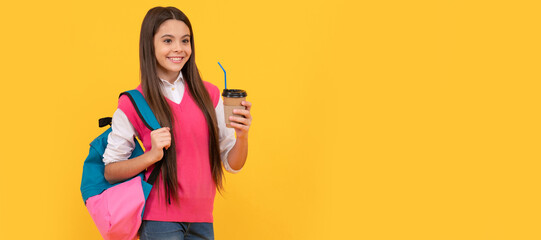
[153,127,170,133]
[230,121,250,131]
[241,101,252,111]
[229,116,251,125]
[151,129,171,140]
[157,138,171,149]
[231,101,253,136]
[151,127,172,150]
[233,109,252,120]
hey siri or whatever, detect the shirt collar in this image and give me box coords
[159,71,183,86]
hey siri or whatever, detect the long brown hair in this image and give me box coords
[139,6,224,203]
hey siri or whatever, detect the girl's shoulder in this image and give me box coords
[203,81,220,107]
[202,81,219,93]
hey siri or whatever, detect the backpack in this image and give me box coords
[80,89,164,240]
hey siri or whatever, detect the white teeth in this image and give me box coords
[169,57,182,61]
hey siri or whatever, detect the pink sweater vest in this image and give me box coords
[118,82,220,222]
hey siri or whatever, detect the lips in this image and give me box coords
[167,57,184,63]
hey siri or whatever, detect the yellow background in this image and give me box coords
[0,0,540,239]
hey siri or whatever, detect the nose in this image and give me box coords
[173,42,183,52]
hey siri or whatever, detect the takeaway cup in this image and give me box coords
[222,89,247,128]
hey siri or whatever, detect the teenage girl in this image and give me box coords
[101,6,252,240]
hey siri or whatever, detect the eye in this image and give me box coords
[164,39,172,43]
[182,39,190,44]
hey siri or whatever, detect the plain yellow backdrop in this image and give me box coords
[0,0,540,239]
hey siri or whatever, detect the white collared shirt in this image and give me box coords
[103,72,240,173]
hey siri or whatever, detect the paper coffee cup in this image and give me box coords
[222,89,247,128]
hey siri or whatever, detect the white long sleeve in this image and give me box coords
[102,109,138,165]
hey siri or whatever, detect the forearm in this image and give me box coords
[226,136,248,171]
[104,150,161,184]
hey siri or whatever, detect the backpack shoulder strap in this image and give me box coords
[118,89,163,185]
[119,90,161,131]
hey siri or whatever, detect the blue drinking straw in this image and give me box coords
[218,62,227,89]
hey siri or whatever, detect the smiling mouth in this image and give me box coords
[168,57,184,63]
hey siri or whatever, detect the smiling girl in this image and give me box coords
[101,6,252,240]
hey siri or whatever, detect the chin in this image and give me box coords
[167,66,183,72]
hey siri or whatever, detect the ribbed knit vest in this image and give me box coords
[117,82,220,222]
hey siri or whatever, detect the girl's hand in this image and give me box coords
[149,127,171,162]
[230,101,252,140]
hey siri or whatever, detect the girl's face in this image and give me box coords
[153,19,192,81]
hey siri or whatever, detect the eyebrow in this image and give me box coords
[160,34,190,38]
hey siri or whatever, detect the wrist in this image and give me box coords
[147,148,162,163]
[235,135,249,144]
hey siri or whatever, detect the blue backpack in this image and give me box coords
[80,90,164,240]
